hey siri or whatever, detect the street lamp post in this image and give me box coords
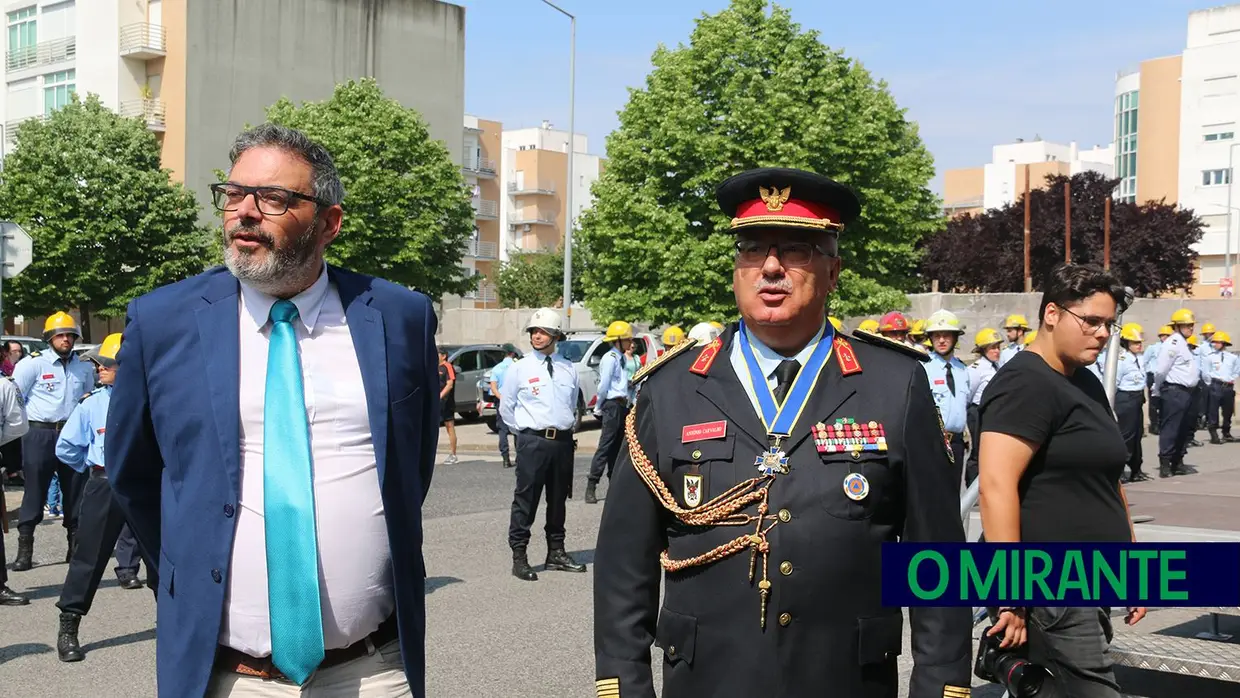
[539,0,575,331]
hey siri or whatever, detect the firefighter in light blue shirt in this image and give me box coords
[488,346,520,469]
[1115,324,1150,482]
[1143,325,1171,435]
[586,321,633,505]
[997,313,1031,367]
[1204,331,1239,444]
[922,310,970,482]
[52,334,145,663]
[1154,309,1200,476]
[10,311,97,572]
[965,327,1003,486]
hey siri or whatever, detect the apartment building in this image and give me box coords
[461,114,501,308]
[1112,4,1240,295]
[942,139,1114,218]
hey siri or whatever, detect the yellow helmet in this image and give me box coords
[1004,314,1031,331]
[909,319,926,337]
[82,333,122,368]
[858,319,880,333]
[921,338,931,348]
[709,321,725,332]
[1120,323,1144,343]
[1187,334,1199,347]
[1212,331,1232,346]
[43,311,81,340]
[828,316,843,333]
[1023,329,1038,346]
[604,320,634,342]
[1170,308,1195,325]
[1158,325,1173,337]
[1201,322,1217,336]
[661,325,685,347]
[973,327,1003,350]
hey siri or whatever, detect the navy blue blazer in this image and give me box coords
[106,265,439,697]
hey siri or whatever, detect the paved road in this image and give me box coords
[3,433,1239,697]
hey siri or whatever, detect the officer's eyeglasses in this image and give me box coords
[1056,305,1118,335]
[210,183,331,216]
[734,240,832,268]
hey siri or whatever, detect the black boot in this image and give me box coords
[12,531,33,571]
[545,548,586,573]
[0,585,29,606]
[1159,458,1172,479]
[502,453,513,469]
[511,548,538,582]
[65,529,76,564]
[584,482,598,504]
[1209,428,1222,445]
[117,572,144,590]
[1172,459,1186,476]
[57,612,84,662]
[1226,431,1236,442]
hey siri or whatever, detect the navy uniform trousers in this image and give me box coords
[57,468,143,615]
[508,429,574,551]
[17,425,87,535]
[1158,383,1196,464]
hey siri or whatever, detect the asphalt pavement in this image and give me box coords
[2,430,1239,697]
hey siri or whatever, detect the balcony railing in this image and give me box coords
[464,282,498,302]
[6,36,76,71]
[4,115,46,142]
[119,23,167,59]
[466,240,498,260]
[509,211,557,226]
[507,181,556,195]
[119,99,166,131]
[473,198,498,219]
[462,149,496,176]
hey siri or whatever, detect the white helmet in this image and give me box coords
[687,321,721,344]
[924,309,965,335]
[525,308,564,338]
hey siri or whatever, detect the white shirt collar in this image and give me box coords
[744,321,827,379]
[238,264,330,334]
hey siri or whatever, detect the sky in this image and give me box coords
[457,0,1221,193]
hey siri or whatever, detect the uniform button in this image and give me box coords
[223,504,234,517]
[691,449,702,460]
[778,509,791,523]
[211,569,222,583]
[668,645,676,656]
[779,561,793,576]
[778,613,792,627]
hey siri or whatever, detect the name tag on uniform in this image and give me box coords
[528,377,541,384]
[96,427,105,435]
[934,378,946,385]
[681,420,727,443]
[41,373,54,380]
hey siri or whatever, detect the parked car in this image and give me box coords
[438,343,513,420]
[555,331,664,428]
[72,343,97,358]
[2,335,48,357]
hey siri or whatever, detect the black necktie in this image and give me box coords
[545,356,554,379]
[772,360,801,404]
[945,365,956,396]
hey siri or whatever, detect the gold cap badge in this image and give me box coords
[759,185,791,212]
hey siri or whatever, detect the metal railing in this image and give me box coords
[118,99,167,129]
[507,181,557,195]
[118,23,166,57]
[461,150,496,175]
[508,211,557,226]
[4,115,45,142]
[464,282,498,302]
[472,198,498,219]
[6,36,75,71]
[466,240,498,259]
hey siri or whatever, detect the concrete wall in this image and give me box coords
[183,0,465,218]
[435,307,599,348]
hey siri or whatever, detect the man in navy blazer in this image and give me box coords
[107,124,438,697]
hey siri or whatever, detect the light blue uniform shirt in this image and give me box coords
[55,385,110,473]
[499,350,580,432]
[1196,343,1218,385]
[998,343,1023,367]
[728,322,829,424]
[967,358,998,407]
[1142,343,1163,375]
[1205,350,1240,384]
[489,356,515,394]
[1116,349,1146,391]
[1085,350,1105,381]
[12,350,96,423]
[595,348,630,403]
[924,352,970,434]
[1155,333,1200,389]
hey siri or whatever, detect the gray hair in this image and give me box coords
[228,123,345,205]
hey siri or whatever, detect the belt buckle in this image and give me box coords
[544,428,557,440]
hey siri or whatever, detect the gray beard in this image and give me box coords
[222,213,321,296]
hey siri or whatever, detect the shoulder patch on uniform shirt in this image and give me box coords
[689,336,723,376]
[632,337,698,385]
[851,329,931,362]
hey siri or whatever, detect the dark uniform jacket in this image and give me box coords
[594,324,972,698]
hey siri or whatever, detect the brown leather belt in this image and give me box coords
[215,615,399,682]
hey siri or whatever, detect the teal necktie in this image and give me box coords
[264,299,324,684]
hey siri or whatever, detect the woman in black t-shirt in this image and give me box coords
[978,264,1145,698]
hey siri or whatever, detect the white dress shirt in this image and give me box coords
[221,266,394,656]
[728,322,828,423]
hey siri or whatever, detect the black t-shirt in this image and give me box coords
[980,350,1131,542]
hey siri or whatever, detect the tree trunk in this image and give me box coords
[77,303,92,344]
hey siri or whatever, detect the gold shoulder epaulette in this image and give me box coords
[851,329,931,362]
[632,337,699,384]
[28,350,40,358]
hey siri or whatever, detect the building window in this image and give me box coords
[1114,90,1139,203]
[7,6,37,68]
[1202,169,1232,186]
[43,68,74,115]
[1205,131,1236,142]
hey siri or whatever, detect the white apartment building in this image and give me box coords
[943,139,1114,217]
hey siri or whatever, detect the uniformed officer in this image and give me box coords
[11,312,96,570]
[966,328,1003,486]
[1186,334,1207,448]
[909,318,927,346]
[489,346,520,469]
[593,168,971,698]
[1154,309,1200,477]
[998,314,1031,367]
[1115,323,1150,482]
[1143,325,1171,435]
[0,371,29,606]
[499,308,587,581]
[1205,331,1239,443]
[923,310,970,486]
[53,334,146,663]
[586,320,636,504]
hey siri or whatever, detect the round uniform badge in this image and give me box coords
[843,472,869,501]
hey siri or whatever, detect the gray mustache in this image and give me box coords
[226,224,275,247]
[754,277,793,293]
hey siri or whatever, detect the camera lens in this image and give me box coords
[999,655,1051,697]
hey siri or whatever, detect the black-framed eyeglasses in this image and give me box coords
[734,239,833,268]
[209,183,331,216]
[1056,304,1118,335]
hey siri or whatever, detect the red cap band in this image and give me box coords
[735,198,839,224]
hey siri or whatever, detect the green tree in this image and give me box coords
[493,250,584,309]
[0,94,209,340]
[576,0,940,324]
[265,79,476,298]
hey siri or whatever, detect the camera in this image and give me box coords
[975,626,1054,698]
